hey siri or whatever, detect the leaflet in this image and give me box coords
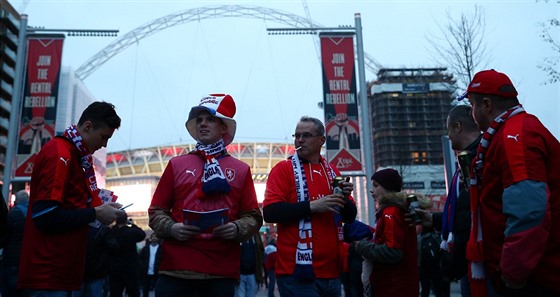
[182,207,229,233]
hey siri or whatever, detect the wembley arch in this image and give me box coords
[75,4,383,80]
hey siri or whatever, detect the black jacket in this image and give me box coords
[433,135,480,280]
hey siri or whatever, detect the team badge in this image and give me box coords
[225,168,235,182]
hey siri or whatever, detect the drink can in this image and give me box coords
[457,150,471,189]
[333,176,344,195]
[407,194,423,225]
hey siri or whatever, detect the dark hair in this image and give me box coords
[299,116,325,136]
[115,212,128,225]
[447,105,479,132]
[78,101,121,130]
[470,93,519,111]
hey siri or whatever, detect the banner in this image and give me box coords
[320,33,363,173]
[15,34,65,178]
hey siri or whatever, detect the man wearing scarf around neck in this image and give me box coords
[263,116,357,297]
[416,104,482,297]
[18,101,125,296]
[149,94,262,297]
[459,69,560,297]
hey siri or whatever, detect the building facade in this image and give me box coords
[0,0,20,182]
[368,68,456,208]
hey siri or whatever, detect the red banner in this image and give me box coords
[15,35,64,178]
[320,33,363,173]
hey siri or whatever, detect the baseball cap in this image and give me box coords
[457,69,518,100]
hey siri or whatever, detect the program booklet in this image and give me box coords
[183,207,229,233]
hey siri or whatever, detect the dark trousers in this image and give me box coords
[109,271,140,297]
[142,274,158,297]
[155,275,236,297]
[419,268,444,297]
[267,269,276,297]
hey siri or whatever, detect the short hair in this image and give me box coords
[15,190,29,205]
[470,93,519,111]
[78,101,121,130]
[447,105,479,132]
[299,116,325,136]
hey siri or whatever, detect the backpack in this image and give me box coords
[418,231,441,269]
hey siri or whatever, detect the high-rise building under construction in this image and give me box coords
[368,68,456,207]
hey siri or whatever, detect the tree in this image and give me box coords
[537,0,560,84]
[426,5,490,89]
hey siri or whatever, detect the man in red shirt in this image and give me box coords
[263,116,357,297]
[149,94,262,297]
[18,102,124,296]
[461,69,560,296]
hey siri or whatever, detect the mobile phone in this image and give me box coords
[119,203,133,210]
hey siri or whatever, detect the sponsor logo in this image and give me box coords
[507,134,519,142]
[185,169,197,176]
[59,157,69,166]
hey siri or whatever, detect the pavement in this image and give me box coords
[255,280,462,297]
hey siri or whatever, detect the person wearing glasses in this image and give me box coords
[263,116,357,297]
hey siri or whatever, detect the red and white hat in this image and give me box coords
[185,94,237,145]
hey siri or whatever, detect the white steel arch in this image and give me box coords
[75,4,383,80]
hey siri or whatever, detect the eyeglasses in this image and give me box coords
[292,133,322,140]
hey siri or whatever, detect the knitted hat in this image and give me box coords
[457,69,518,100]
[185,94,237,145]
[371,168,402,193]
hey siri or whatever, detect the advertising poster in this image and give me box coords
[320,32,363,173]
[15,34,64,178]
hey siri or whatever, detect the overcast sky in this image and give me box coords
[13,0,560,152]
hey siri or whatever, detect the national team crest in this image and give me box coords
[225,168,235,182]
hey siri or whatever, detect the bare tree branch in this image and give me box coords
[537,1,560,84]
[426,5,490,89]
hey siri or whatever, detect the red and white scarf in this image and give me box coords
[63,125,118,208]
[467,104,524,296]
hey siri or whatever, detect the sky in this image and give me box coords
[11,0,560,153]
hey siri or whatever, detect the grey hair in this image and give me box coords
[299,116,325,136]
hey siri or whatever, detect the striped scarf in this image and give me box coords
[63,125,118,208]
[467,104,524,296]
[292,153,339,281]
[194,139,230,197]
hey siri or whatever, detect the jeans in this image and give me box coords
[267,269,276,297]
[72,278,106,297]
[460,276,471,297]
[235,274,257,297]
[155,274,236,297]
[276,275,341,297]
[1,264,24,297]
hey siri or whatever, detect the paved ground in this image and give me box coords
[255,280,462,297]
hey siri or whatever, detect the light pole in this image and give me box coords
[2,15,119,202]
[267,13,375,224]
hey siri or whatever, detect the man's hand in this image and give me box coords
[213,222,238,240]
[310,194,345,213]
[405,208,433,228]
[170,222,201,241]
[94,202,124,225]
[341,178,354,197]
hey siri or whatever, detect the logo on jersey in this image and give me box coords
[225,168,235,182]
